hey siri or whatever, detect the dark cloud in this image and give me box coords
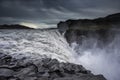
[0,0,120,28]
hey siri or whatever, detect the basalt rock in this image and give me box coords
[57,13,120,46]
[0,53,106,80]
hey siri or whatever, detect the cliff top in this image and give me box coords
[58,13,120,31]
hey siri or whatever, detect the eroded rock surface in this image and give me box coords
[0,53,106,80]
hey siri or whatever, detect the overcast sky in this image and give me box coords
[0,0,120,28]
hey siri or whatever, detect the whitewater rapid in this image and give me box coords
[0,29,75,62]
[0,29,120,80]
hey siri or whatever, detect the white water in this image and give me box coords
[0,29,120,80]
[71,30,120,80]
[0,29,75,62]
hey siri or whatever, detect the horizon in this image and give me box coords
[0,12,119,29]
[0,0,120,28]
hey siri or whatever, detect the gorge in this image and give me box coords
[0,13,120,80]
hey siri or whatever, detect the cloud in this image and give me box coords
[20,22,38,28]
[0,0,120,28]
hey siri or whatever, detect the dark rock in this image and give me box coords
[14,65,37,80]
[0,24,34,29]
[57,13,120,46]
[0,77,8,80]
[54,75,106,80]
[0,68,14,77]
[0,53,106,80]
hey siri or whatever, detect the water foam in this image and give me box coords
[71,30,120,80]
[0,29,74,62]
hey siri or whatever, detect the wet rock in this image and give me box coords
[54,75,106,80]
[57,13,120,46]
[0,53,107,80]
[14,65,37,80]
[0,77,8,80]
[0,68,14,77]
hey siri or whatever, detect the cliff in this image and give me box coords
[57,13,120,44]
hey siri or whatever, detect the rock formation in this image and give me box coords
[58,13,120,45]
[0,53,106,80]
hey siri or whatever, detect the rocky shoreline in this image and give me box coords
[0,53,106,80]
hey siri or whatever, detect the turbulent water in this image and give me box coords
[0,29,75,62]
[71,30,120,80]
[0,29,120,80]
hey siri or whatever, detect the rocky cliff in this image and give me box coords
[58,13,120,45]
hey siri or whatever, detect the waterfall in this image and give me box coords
[0,29,119,80]
[0,29,75,62]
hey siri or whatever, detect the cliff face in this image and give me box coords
[58,13,120,45]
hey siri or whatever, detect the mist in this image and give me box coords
[71,30,120,80]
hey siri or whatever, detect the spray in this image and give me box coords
[71,30,120,80]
